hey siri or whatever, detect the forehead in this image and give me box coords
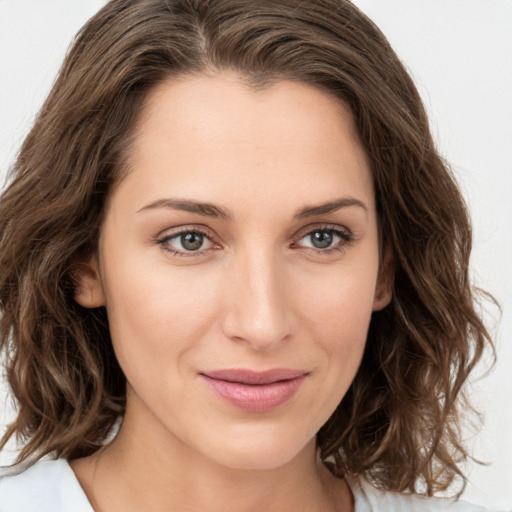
[136,72,364,157]
[118,73,375,216]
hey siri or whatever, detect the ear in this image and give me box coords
[73,255,106,308]
[372,247,394,311]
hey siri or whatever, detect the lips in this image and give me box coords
[200,368,308,412]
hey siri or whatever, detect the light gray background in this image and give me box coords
[0,1,511,508]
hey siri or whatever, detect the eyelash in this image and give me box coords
[293,224,354,256]
[155,224,354,257]
[156,226,216,257]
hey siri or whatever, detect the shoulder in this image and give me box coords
[347,475,501,512]
[0,459,93,512]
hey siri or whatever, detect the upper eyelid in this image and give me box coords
[157,223,349,236]
[156,227,217,256]
[156,224,216,240]
[155,223,352,248]
[154,226,219,255]
[292,223,352,240]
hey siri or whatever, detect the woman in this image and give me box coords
[0,0,497,510]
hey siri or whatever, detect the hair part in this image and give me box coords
[0,0,494,495]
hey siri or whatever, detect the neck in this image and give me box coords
[71,393,352,512]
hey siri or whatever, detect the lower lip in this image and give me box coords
[200,375,306,412]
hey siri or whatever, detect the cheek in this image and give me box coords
[101,255,223,380]
[294,259,379,352]
[288,260,378,435]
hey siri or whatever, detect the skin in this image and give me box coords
[72,72,393,512]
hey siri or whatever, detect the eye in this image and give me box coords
[157,228,216,256]
[295,226,352,252]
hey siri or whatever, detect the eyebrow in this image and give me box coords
[138,196,368,221]
[294,197,368,219]
[138,198,233,221]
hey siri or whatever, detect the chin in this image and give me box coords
[200,425,316,471]
[214,448,306,472]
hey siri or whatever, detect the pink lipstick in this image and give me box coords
[200,368,308,412]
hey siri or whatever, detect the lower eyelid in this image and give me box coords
[296,228,352,244]
[156,228,216,253]
[156,225,353,256]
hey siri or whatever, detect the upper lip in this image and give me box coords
[200,368,309,385]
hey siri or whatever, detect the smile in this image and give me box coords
[200,368,309,412]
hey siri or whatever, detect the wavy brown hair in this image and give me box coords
[0,0,493,495]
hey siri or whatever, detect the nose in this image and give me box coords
[221,248,292,351]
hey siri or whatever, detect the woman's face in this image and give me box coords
[77,73,392,470]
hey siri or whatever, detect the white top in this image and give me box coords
[0,459,499,512]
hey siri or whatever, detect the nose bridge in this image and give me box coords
[222,245,290,350]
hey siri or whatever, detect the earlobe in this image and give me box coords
[73,256,106,308]
[372,247,394,311]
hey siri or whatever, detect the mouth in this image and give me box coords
[199,368,309,412]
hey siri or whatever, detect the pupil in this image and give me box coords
[311,231,333,249]
[181,232,203,251]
